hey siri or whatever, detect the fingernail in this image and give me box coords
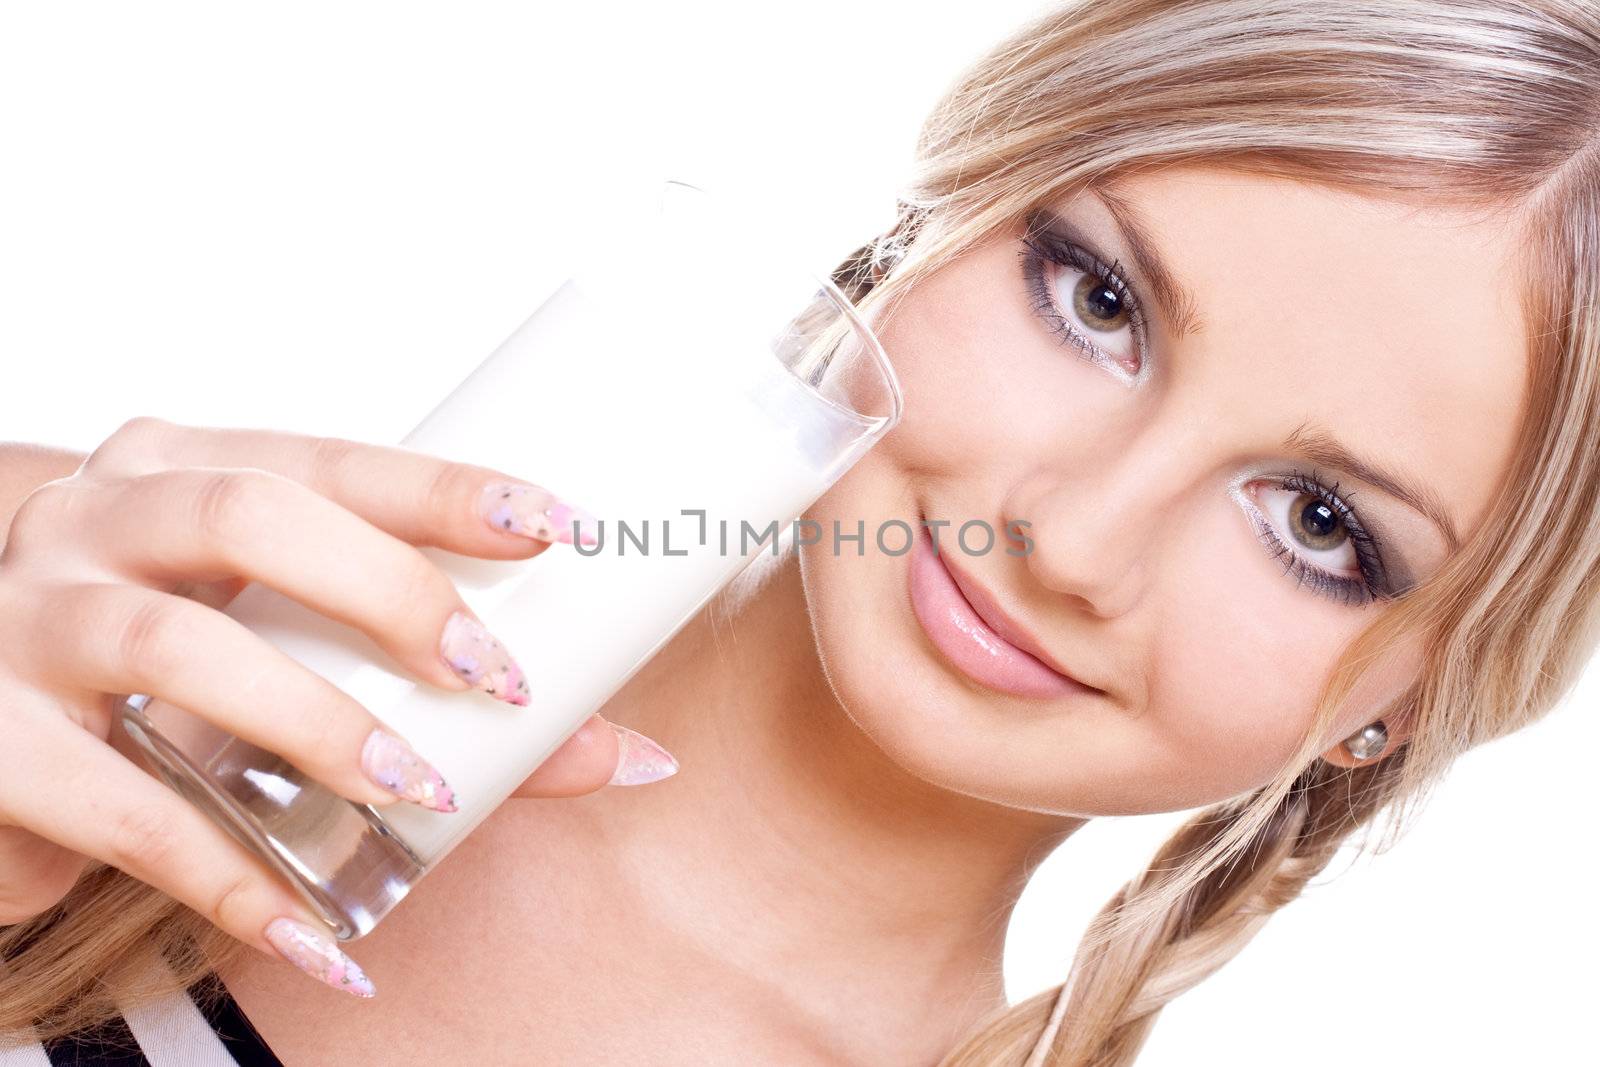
[608,723,679,786]
[360,728,459,812]
[263,917,376,998]
[439,610,531,706]
[477,481,600,547]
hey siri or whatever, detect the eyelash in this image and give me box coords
[1245,469,1392,607]
[1017,226,1394,608]
[1018,228,1148,374]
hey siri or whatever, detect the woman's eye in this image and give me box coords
[1017,236,1145,375]
[1251,481,1361,580]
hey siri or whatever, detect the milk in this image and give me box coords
[125,258,894,935]
[215,279,851,862]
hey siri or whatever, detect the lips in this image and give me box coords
[907,519,1097,700]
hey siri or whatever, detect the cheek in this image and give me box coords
[1138,508,1376,804]
[870,262,1092,478]
[793,461,986,766]
[795,454,916,653]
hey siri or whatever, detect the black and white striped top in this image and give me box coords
[0,972,279,1067]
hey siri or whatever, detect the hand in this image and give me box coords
[0,417,676,995]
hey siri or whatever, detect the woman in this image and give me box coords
[3,0,1598,1063]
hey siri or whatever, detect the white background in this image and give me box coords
[2,3,1594,1063]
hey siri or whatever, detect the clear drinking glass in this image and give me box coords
[120,179,903,940]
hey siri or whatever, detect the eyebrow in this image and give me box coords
[1282,421,1462,551]
[1094,184,1206,339]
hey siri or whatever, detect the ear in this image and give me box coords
[1316,634,1424,771]
[1318,712,1414,769]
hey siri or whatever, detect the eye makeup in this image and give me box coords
[1018,209,1150,382]
[1234,468,1403,606]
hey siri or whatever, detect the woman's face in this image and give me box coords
[800,165,1529,816]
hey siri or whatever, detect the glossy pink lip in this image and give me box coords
[907,520,1099,700]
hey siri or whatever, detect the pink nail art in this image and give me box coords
[361,728,459,811]
[263,917,376,998]
[608,723,680,786]
[477,481,600,547]
[439,610,531,706]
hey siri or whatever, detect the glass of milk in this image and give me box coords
[120,179,904,939]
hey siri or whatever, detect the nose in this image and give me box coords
[1012,436,1192,620]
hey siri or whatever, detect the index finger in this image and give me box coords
[87,417,600,558]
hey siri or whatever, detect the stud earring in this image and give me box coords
[1343,721,1389,761]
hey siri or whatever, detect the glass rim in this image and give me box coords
[655,177,906,433]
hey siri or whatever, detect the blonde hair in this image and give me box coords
[5,1,1599,1061]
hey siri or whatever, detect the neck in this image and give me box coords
[571,547,1082,1037]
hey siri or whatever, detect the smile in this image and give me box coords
[907,518,1099,700]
